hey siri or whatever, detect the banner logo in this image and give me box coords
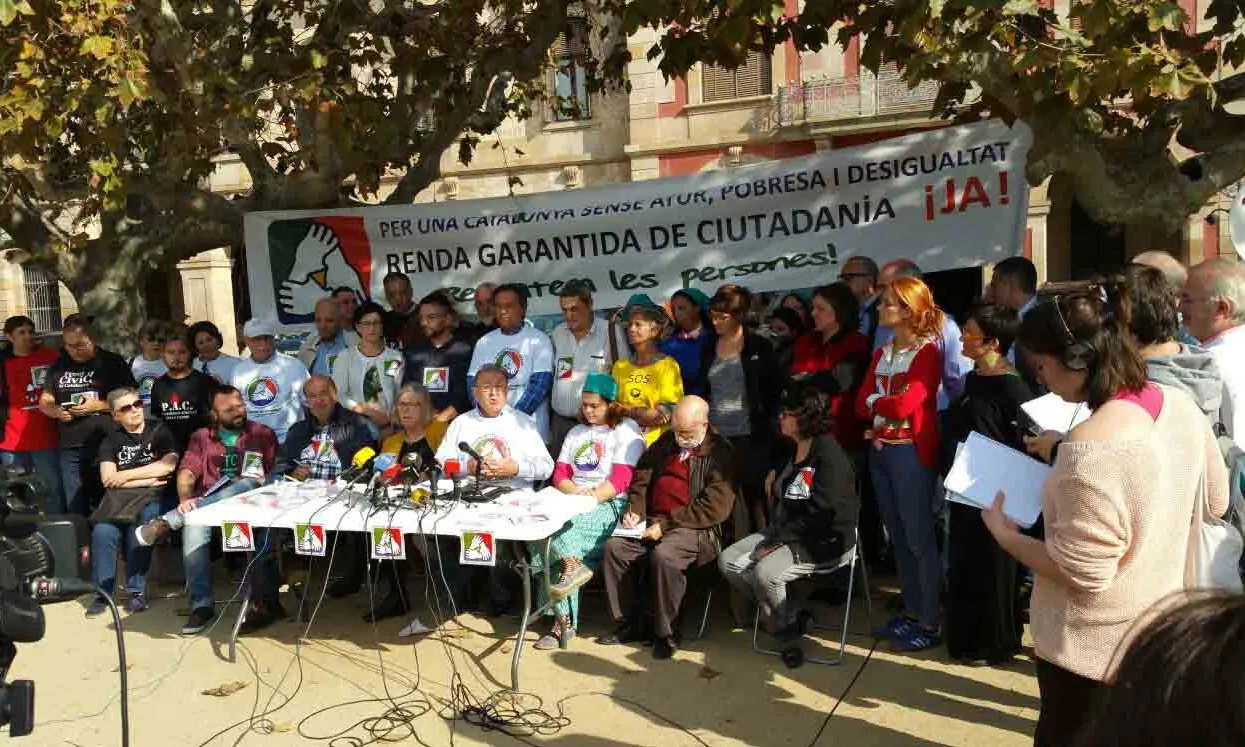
[460,530,495,566]
[268,217,373,324]
[294,523,326,556]
[245,377,279,408]
[221,521,254,552]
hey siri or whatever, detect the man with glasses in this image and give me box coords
[0,315,63,511]
[403,292,473,448]
[599,395,737,660]
[1183,258,1245,443]
[838,256,881,348]
[132,320,171,418]
[87,387,178,616]
[39,316,136,515]
[434,364,554,614]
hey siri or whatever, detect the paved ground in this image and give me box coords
[16,577,1039,746]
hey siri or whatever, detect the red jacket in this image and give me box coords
[855,338,942,468]
[790,331,869,450]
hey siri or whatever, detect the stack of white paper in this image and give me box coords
[943,431,1050,528]
[1021,393,1090,435]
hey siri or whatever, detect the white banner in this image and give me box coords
[244,119,1032,329]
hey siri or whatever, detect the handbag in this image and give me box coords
[1185,465,1245,593]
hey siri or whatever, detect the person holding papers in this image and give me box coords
[855,275,945,652]
[599,396,737,660]
[983,284,1228,747]
[940,304,1033,664]
[526,373,644,651]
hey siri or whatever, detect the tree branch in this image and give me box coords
[383,1,570,204]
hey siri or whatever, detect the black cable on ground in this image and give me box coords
[804,638,880,747]
[100,589,130,747]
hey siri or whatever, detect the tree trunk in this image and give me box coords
[70,240,154,358]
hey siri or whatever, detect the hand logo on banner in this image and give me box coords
[277,222,368,318]
[460,530,495,566]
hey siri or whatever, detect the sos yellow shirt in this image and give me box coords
[612,355,684,446]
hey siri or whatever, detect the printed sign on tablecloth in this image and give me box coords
[370,527,406,560]
[294,523,326,557]
[221,521,254,552]
[460,529,496,567]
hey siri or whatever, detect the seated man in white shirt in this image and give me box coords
[436,364,554,491]
[432,363,554,616]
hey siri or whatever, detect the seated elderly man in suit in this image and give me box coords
[598,395,737,659]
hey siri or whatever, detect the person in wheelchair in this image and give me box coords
[718,383,859,645]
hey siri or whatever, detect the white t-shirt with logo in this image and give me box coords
[131,356,168,417]
[556,419,645,489]
[468,326,554,440]
[230,354,309,443]
[195,353,243,386]
[434,406,555,490]
[550,318,614,419]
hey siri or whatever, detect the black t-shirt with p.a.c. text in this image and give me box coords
[45,349,136,448]
[150,369,215,454]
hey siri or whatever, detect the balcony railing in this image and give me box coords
[778,66,951,126]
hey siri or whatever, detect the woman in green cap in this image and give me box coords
[528,372,646,650]
[661,288,712,396]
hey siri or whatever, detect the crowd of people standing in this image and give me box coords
[1,252,1241,745]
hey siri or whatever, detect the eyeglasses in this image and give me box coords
[475,385,507,395]
[839,272,872,280]
[397,402,424,410]
[113,402,140,414]
[357,319,383,328]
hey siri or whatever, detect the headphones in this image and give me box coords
[1052,294,1097,371]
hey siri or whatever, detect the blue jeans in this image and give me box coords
[0,449,64,513]
[92,500,162,596]
[870,443,942,627]
[177,479,273,612]
[60,446,93,517]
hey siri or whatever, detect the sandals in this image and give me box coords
[534,615,574,650]
[550,563,593,601]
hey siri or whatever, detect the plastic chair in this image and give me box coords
[750,528,871,666]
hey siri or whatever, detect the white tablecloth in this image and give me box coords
[182,480,598,542]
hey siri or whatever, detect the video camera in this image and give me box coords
[0,466,92,737]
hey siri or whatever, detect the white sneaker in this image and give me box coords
[397,617,432,637]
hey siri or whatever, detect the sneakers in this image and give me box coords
[892,625,943,652]
[549,564,593,601]
[182,606,217,635]
[871,615,918,640]
[134,518,171,547]
[85,595,108,617]
[125,594,148,614]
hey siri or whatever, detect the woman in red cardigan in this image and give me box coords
[856,275,945,651]
[790,282,870,450]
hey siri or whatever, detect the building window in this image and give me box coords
[549,17,591,121]
[22,264,62,334]
[702,51,773,102]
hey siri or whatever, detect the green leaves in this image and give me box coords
[0,0,33,26]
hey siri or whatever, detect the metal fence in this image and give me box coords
[778,65,946,126]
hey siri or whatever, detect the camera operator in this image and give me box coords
[0,316,63,512]
[38,317,135,516]
[86,387,178,617]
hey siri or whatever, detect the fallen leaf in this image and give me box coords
[201,681,249,697]
[111,664,133,672]
[274,723,292,732]
[698,666,722,680]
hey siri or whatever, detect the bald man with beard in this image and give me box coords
[599,396,738,660]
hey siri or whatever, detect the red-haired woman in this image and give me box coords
[856,276,945,651]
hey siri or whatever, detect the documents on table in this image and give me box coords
[1021,393,1090,436]
[943,431,1049,528]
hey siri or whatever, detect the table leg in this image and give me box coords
[509,537,551,692]
[227,579,252,664]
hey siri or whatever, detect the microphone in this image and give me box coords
[338,446,378,484]
[30,576,97,604]
[458,441,486,468]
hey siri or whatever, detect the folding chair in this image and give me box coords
[750,528,871,666]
